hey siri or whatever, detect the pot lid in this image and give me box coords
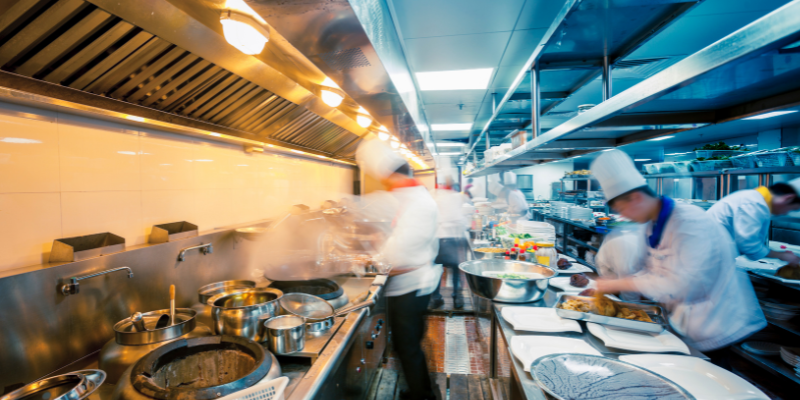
[268,279,343,300]
[0,370,105,400]
[130,336,269,400]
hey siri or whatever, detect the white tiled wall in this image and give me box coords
[0,101,354,272]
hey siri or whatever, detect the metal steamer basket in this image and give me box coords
[0,370,106,400]
[460,259,557,303]
[554,293,668,333]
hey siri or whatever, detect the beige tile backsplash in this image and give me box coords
[0,102,354,272]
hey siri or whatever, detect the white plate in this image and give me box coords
[510,335,602,372]
[554,262,593,274]
[587,323,690,354]
[549,276,596,292]
[501,307,582,333]
[619,354,769,400]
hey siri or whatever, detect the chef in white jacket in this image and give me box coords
[592,150,765,358]
[707,180,800,264]
[595,224,646,301]
[356,139,441,400]
[502,172,531,220]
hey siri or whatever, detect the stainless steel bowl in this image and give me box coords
[208,288,283,341]
[460,259,557,303]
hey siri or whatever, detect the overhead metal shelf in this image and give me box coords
[467,0,800,177]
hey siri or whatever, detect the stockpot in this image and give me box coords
[208,287,283,341]
[191,280,256,327]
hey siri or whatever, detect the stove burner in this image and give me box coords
[268,279,343,301]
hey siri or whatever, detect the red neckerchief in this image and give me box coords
[388,178,422,191]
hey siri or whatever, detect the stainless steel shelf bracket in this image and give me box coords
[61,266,133,296]
[177,243,213,261]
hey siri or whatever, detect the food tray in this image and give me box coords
[755,152,792,167]
[554,293,667,334]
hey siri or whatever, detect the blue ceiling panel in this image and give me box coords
[404,31,513,72]
[516,0,572,30]
[391,0,526,39]
[500,28,548,67]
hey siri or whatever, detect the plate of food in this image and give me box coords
[554,293,666,333]
[549,274,595,291]
[587,323,690,354]
[553,256,593,274]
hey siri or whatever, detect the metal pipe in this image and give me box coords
[485,131,490,150]
[177,243,213,262]
[492,93,498,114]
[602,56,612,101]
[531,65,541,138]
[61,266,133,296]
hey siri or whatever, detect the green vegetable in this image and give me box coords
[695,155,730,161]
[523,233,532,239]
[496,273,529,279]
[693,142,749,152]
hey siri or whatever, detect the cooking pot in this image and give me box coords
[99,308,213,384]
[111,336,281,400]
[0,370,105,400]
[208,288,283,341]
[191,280,256,327]
[263,315,305,355]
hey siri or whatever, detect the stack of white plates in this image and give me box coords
[780,347,800,377]
[567,206,593,220]
[759,299,800,321]
[476,204,495,215]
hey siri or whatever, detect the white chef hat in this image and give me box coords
[591,150,647,200]
[502,171,517,185]
[356,138,407,180]
[487,173,503,195]
[789,178,800,196]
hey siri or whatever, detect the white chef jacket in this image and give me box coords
[434,189,470,239]
[631,202,766,351]
[507,189,531,220]
[596,224,646,301]
[707,190,771,260]
[381,185,442,297]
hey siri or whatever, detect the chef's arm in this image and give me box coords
[769,250,800,266]
[734,204,771,260]
[596,277,638,294]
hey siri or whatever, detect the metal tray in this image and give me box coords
[554,293,667,334]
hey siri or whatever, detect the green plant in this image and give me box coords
[695,155,730,161]
[693,142,749,152]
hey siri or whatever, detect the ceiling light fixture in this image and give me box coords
[125,115,145,122]
[648,136,674,141]
[436,142,466,147]
[390,137,400,149]
[220,9,270,55]
[0,137,41,144]
[743,110,798,120]
[634,159,651,162]
[319,77,345,107]
[432,123,473,131]
[603,149,615,152]
[435,152,463,156]
[376,125,390,141]
[416,68,494,91]
[356,106,372,128]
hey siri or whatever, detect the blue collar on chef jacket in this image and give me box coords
[649,196,675,249]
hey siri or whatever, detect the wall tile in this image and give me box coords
[193,188,235,232]
[141,190,198,240]
[61,191,144,246]
[194,144,236,189]
[140,132,196,191]
[0,193,62,270]
[58,114,140,192]
[0,112,61,193]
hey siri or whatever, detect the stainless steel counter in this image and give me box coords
[489,289,708,400]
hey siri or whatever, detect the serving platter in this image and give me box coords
[532,354,695,400]
[554,293,667,333]
[510,336,601,372]
[619,354,769,400]
[548,276,596,292]
[587,323,690,354]
[501,307,582,333]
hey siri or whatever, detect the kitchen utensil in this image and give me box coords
[619,354,769,400]
[554,293,667,333]
[532,354,695,400]
[264,315,306,354]
[460,259,557,303]
[154,314,170,329]
[510,336,600,372]
[742,341,782,356]
[192,280,257,327]
[587,322,690,354]
[130,312,146,332]
[501,307,582,333]
[0,369,106,400]
[99,308,213,384]
[279,290,380,332]
[169,284,175,325]
[208,288,283,341]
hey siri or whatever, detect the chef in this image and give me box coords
[356,139,441,400]
[592,150,765,357]
[707,180,800,265]
[497,171,531,220]
[431,178,471,309]
[594,224,646,301]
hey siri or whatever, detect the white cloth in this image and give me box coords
[707,190,771,260]
[591,150,647,200]
[488,173,504,196]
[630,203,766,351]
[506,189,531,219]
[356,139,406,180]
[434,189,470,238]
[380,185,442,297]
[596,224,647,301]
[503,171,517,185]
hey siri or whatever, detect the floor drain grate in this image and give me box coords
[444,316,471,374]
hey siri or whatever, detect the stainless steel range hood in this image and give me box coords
[0,0,429,163]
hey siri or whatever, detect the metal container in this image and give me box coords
[460,259,557,303]
[0,370,105,400]
[554,293,667,333]
[99,309,213,384]
[264,315,306,355]
[473,249,504,259]
[191,280,256,327]
[208,287,283,341]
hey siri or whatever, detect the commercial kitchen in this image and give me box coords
[2,0,800,399]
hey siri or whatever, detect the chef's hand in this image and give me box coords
[596,277,637,294]
[776,251,800,266]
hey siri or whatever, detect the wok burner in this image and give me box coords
[268,279,349,309]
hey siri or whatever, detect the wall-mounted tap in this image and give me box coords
[61,266,133,296]
[178,243,213,262]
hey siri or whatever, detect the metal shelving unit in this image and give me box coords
[732,345,800,386]
[643,167,800,199]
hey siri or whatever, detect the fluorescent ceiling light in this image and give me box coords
[432,123,472,131]
[0,137,41,144]
[634,159,651,161]
[665,152,690,156]
[603,149,615,152]
[436,142,466,147]
[416,68,493,91]
[743,110,798,120]
[220,9,270,55]
[648,136,674,141]
[125,115,145,122]
[117,151,137,155]
[434,152,463,156]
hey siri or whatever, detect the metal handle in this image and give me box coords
[61,266,133,296]
[177,243,213,261]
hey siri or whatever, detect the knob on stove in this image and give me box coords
[377,319,384,325]
[366,341,374,349]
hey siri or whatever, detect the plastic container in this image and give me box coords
[671,161,692,173]
[643,164,658,175]
[730,150,765,168]
[535,243,558,269]
[656,162,676,174]
[755,151,792,168]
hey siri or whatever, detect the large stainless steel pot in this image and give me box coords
[99,308,213,384]
[111,336,281,400]
[0,370,105,400]
[460,259,557,303]
[191,280,256,327]
[208,288,283,341]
